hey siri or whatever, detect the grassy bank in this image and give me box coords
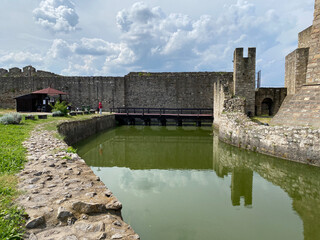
[0,113,97,239]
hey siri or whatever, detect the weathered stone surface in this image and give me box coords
[97,232,107,239]
[0,67,232,112]
[17,120,139,239]
[106,201,122,210]
[72,201,107,214]
[111,233,124,239]
[271,85,320,129]
[113,220,122,227]
[26,216,45,228]
[57,207,74,221]
[217,111,320,166]
[29,233,38,240]
[62,235,78,240]
[233,48,256,116]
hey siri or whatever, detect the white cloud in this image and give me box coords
[45,38,136,76]
[33,0,79,33]
[1,0,315,85]
[118,169,210,196]
[110,1,287,73]
[0,51,44,65]
[48,39,72,58]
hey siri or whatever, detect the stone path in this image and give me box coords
[17,124,140,240]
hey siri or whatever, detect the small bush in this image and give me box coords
[0,113,22,125]
[50,101,70,116]
[52,111,64,117]
[65,146,77,153]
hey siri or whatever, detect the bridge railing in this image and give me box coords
[110,107,213,115]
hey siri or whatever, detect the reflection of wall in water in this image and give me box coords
[213,132,253,207]
[79,128,213,170]
[231,168,253,206]
[212,133,320,240]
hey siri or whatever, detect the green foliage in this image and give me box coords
[50,101,69,116]
[0,175,25,239]
[138,72,151,77]
[65,146,77,153]
[52,110,64,117]
[251,116,272,125]
[0,121,36,238]
[0,202,25,239]
[0,114,96,238]
[0,125,28,174]
[62,156,72,160]
[0,113,22,125]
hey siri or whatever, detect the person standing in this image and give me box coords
[98,101,102,114]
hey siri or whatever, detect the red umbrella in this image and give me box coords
[32,87,67,96]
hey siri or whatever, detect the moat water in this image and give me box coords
[76,126,320,240]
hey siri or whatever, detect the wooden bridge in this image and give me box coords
[110,107,213,126]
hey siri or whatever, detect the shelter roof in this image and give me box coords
[32,87,67,95]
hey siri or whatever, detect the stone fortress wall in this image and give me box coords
[213,0,320,166]
[0,67,233,111]
[285,26,311,95]
[271,0,320,128]
[0,62,282,115]
[255,88,287,116]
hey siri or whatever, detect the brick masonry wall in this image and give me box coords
[255,88,287,116]
[213,78,234,125]
[298,26,313,48]
[218,112,320,167]
[0,76,125,110]
[285,48,309,95]
[58,115,116,145]
[306,0,320,84]
[0,71,233,110]
[233,48,256,116]
[271,84,320,128]
[125,72,232,108]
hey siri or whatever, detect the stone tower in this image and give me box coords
[306,0,320,84]
[271,0,320,128]
[233,48,256,116]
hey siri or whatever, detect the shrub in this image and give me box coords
[65,146,77,153]
[52,111,64,117]
[0,113,22,125]
[50,101,70,116]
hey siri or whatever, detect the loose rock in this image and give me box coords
[26,216,45,229]
[72,201,107,214]
[57,206,74,222]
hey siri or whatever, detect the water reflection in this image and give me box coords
[77,126,213,170]
[76,126,320,240]
[213,134,320,240]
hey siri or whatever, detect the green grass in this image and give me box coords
[0,113,98,239]
[251,115,273,125]
[0,175,25,239]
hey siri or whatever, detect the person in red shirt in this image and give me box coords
[98,101,102,114]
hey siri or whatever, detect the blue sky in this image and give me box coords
[0,0,315,86]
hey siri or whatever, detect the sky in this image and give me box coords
[0,0,315,86]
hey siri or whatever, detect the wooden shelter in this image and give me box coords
[15,87,68,112]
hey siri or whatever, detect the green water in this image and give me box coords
[76,126,320,240]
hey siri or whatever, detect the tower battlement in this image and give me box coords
[233,48,256,116]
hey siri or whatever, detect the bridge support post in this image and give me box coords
[176,118,182,126]
[127,118,135,125]
[159,118,166,126]
[144,118,151,126]
[196,120,202,127]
